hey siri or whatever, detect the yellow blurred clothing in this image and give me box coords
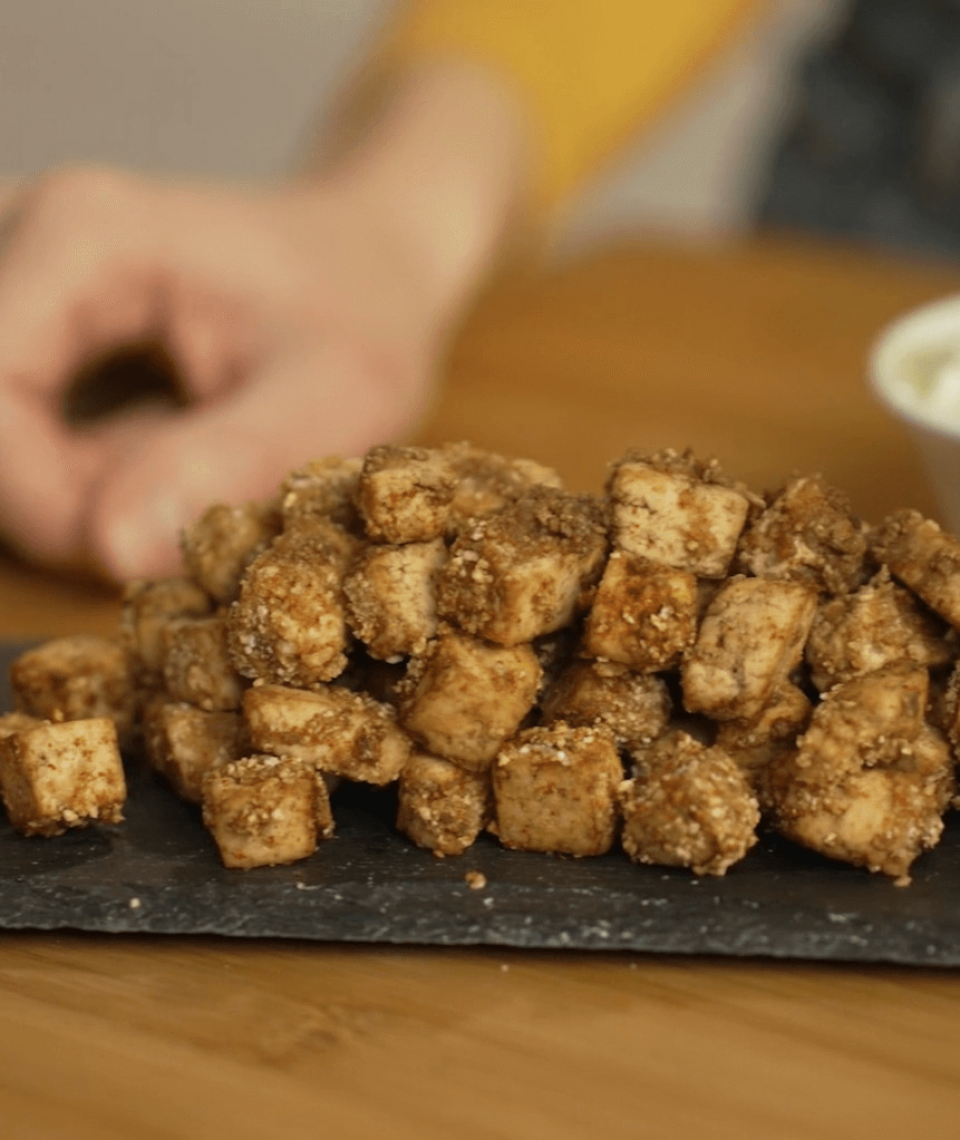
[384,0,762,211]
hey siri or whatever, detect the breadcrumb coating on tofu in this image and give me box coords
[343,538,447,660]
[870,509,960,629]
[356,444,457,543]
[763,663,954,880]
[9,634,138,743]
[606,452,753,579]
[278,455,363,531]
[436,485,608,646]
[581,551,697,671]
[439,441,564,532]
[180,501,282,605]
[396,750,493,856]
[682,576,817,721]
[805,569,953,692]
[0,717,126,837]
[493,722,623,857]
[398,625,542,770]
[201,754,333,869]
[226,520,356,688]
[119,576,212,684]
[540,659,671,751]
[735,474,868,595]
[620,731,760,876]
[243,683,409,786]
[714,683,812,783]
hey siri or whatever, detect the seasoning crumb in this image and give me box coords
[465,870,487,890]
[128,897,141,910]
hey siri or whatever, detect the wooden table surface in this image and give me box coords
[3,235,960,1138]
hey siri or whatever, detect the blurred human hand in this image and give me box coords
[0,63,528,581]
[0,168,448,580]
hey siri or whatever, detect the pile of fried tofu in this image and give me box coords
[3,442,960,883]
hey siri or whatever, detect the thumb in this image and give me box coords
[86,337,420,580]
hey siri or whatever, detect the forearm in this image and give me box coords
[306,60,532,330]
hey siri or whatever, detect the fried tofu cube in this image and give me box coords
[398,626,542,770]
[869,509,960,628]
[162,613,244,711]
[436,487,608,646]
[607,454,751,578]
[396,750,492,856]
[180,501,281,604]
[119,576,213,683]
[243,683,410,785]
[735,474,867,594]
[227,520,354,687]
[279,455,363,531]
[763,663,953,880]
[714,683,812,783]
[492,723,622,856]
[9,634,137,742]
[201,754,333,869]
[805,569,953,692]
[0,712,42,738]
[682,577,817,720]
[356,444,456,543]
[142,698,247,803]
[0,718,126,836]
[620,731,760,876]
[440,441,564,531]
[343,538,447,660]
[540,659,671,750]
[581,551,697,670]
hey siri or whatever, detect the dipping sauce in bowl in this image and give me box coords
[871,293,960,535]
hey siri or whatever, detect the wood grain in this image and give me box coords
[2,235,960,1139]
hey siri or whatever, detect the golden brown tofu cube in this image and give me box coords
[180,501,281,605]
[764,663,953,880]
[735,474,867,595]
[279,455,363,531]
[142,698,247,803]
[581,552,697,670]
[9,635,137,742]
[492,723,622,856]
[0,712,42,738]
[356,444,456,543]
[436,486,607,646]
[440,441,564,532]
[805,569,953,692]
[243,683,410,785]
[620,731,760,876]
[0,718,126,836]
[396,750,492,856]
[682,577,817,720]
[119,576,213,683]
[227,520,353,687]
[201,754,333,869]
[607,455,751,578]
[162,613,244,711]
[869,509,960,628]
[540,659,671,751]
[398,626,542,770]
[714,683,812,784]
[343,538,447,660]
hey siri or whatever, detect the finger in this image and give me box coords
[0,386,102,565]
[86,336,422,580]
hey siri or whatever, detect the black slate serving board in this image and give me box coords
[2,641,960,964]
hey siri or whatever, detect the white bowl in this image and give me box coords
[870,292,960,535]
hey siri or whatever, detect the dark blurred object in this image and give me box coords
[756,0,960,259]
[61,342,189,426]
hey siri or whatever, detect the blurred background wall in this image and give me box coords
[0,0,839,248]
